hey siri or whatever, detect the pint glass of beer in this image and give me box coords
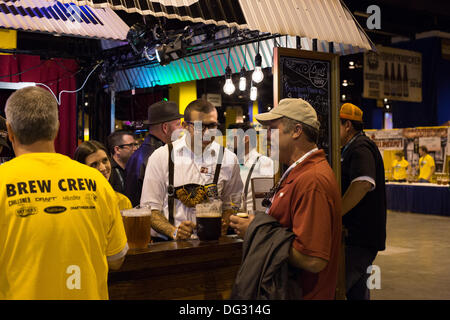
[195,200,222,241]
[121,207,152,249]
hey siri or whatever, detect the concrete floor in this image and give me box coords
[370,211,450,300]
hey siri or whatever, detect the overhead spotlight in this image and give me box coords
[386,104,390,110]
[126,23,151,56]
[384,98,388,103]
[223,66,235,95]
[252,52,264,83]
[156,44,170,66]
[342,94,346,100]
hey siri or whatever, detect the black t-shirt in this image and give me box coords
[341,133,387,251]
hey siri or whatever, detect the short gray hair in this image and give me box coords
[5,86,59,145]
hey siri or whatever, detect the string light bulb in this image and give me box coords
[250,84,257,101]
[223,66,235,95]
[252,53,264,83]
[239,67,246,91]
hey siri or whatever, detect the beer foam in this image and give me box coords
[121,208,152,217]
[196,212,222,218]
[236,212,249,218]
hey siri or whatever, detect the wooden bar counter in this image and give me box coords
[108,235,243,300]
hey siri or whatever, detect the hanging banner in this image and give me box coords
[365,129,404,151]
[363,45,422,102]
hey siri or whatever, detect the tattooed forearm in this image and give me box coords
[151,210,176,238]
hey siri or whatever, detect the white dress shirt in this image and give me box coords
[141,136,243,239]
[239,148,274,211]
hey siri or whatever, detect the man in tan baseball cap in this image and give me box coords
[230,98,342,299]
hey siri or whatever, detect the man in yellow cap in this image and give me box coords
[339,103,386,300]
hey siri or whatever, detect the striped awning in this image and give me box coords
[0,0,130,40]
[113,35,362,92]
[63,0,374,51]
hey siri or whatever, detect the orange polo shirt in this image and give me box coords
[269,150,342,300]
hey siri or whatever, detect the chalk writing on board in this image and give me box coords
[280,56,331,153]
[281,58,330,115]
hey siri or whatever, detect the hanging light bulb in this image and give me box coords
[239,67,246,91]
[250,84,257,101]
[224,78,235,95]
[223,66,235,95]
[252,52,264,83]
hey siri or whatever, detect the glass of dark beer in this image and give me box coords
[195,200,222,241]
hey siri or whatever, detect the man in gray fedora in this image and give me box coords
[124,100,183,207]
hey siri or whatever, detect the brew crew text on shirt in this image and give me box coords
[6,178,97,197]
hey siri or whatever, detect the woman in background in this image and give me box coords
[74,140,132,210]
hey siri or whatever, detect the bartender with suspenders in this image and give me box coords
[228,122,274,211]
[141,99,243,241]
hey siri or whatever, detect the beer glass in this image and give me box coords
[195,200,222,241]
[121,206,152,249]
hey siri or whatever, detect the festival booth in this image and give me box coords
[366,126,450,216]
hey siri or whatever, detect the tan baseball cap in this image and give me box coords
[255,98,320,130]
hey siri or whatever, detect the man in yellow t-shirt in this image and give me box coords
[0,86,128,300]
[391,151,409,182]
[418,146,435,183]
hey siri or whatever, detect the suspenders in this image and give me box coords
[244,156,261,198]
[167,143,225,226]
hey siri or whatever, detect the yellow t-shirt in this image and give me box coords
[391,158,409,180]
[115,192,132,211]
[419,154,435,181]
[0,153,127,300]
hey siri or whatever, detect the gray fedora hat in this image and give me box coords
[147,100,183,125]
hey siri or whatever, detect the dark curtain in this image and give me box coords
[390,37,440,128]
[0,54,78,157]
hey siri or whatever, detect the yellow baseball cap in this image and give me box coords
[340,103,363,122]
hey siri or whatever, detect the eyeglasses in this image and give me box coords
[185,121,219,131]
[118,143,139,149]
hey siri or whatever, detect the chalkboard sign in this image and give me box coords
[280,56,331,155]
[273,47,340,174]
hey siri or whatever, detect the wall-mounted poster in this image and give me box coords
[363,45,422,102]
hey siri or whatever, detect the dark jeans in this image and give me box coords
[345,246,378,300]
